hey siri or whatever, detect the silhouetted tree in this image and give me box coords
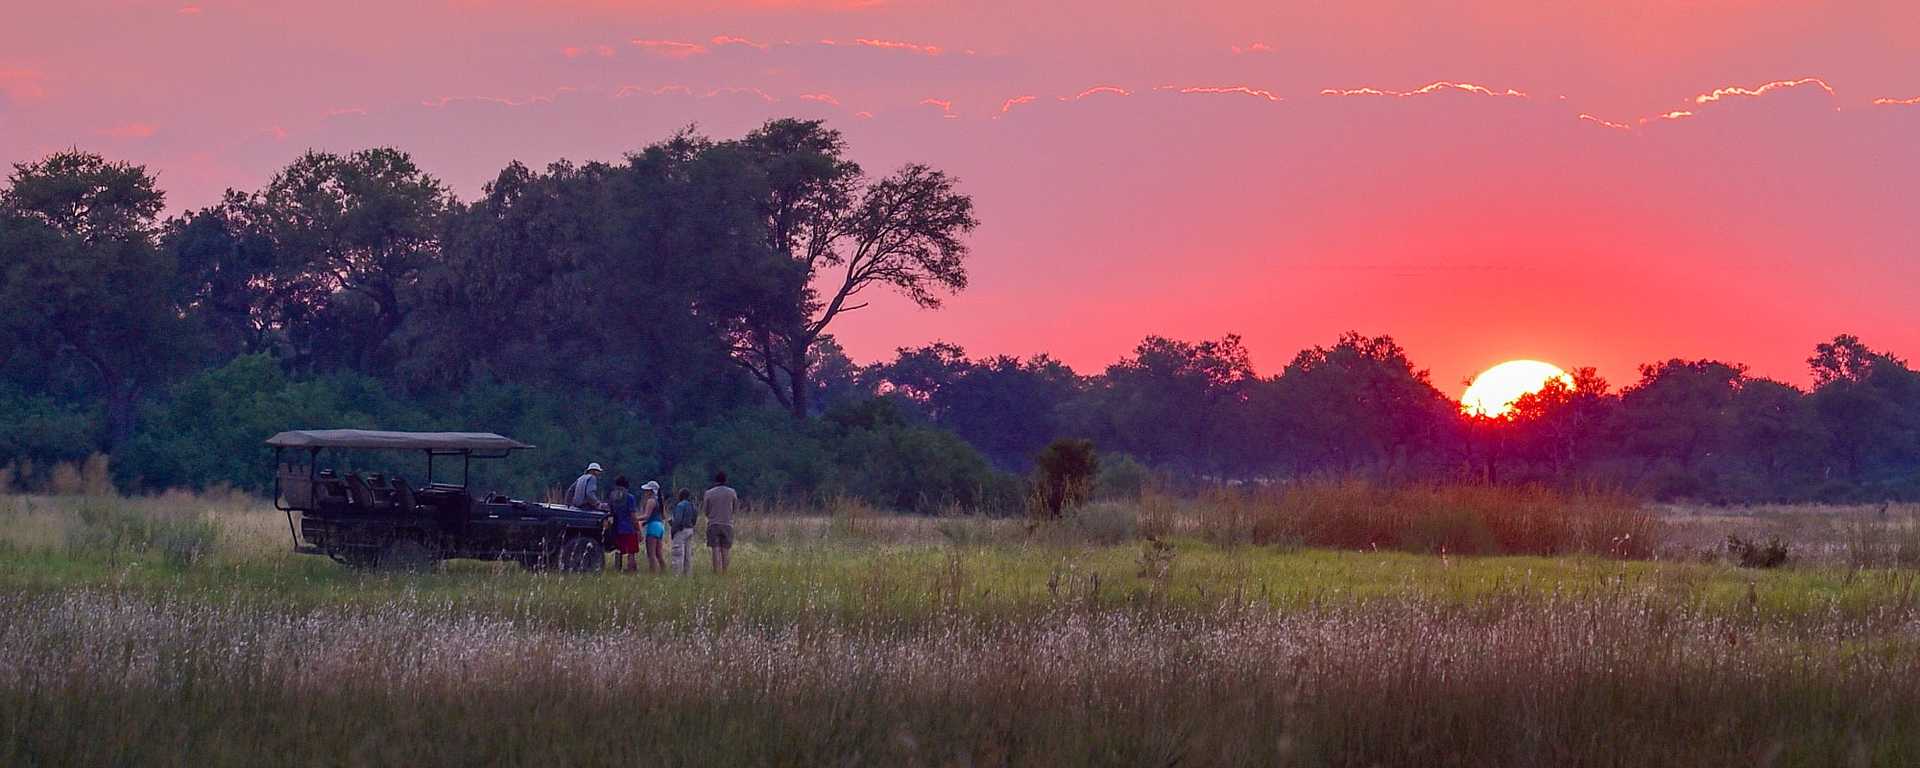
[0,152,189,447]
[717,119,979,418]
[1807,335,1920,486]
[1077,335,1255,475]
[239,148,452,372]
[1263,333,1454,477]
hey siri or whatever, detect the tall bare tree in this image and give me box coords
[722,119,979,417]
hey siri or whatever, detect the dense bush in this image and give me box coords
[1093,453,1150,500]
[1033,438,1098,517]
[0,385,97,489]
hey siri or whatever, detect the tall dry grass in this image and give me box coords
[1144,480,1659,558]
[3,589,1916,766]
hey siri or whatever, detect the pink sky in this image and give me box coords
[4,0,1917,393]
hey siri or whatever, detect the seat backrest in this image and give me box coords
[344,473,374,508]
[391,475,418,512]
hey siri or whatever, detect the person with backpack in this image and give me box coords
[640,480,667,573]
[668,488,697,576]
[606,476,640,573]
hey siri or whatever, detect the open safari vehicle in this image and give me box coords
[268,429,610,571]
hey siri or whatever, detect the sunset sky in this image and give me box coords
[4,0,1916,393]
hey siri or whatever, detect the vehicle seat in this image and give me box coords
[391,475,418,512]
[344,473,374,508]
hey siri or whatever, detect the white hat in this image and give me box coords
[586,462,603,473]
[640,480,661,492]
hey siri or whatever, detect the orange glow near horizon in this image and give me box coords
[1461,360,1573,417]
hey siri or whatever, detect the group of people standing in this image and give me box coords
[568,464,738,575]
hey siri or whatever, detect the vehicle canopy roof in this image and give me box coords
[264,429,533,452]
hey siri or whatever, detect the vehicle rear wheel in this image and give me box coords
[556,536,604,573]
[378,537,436,573]
[337,548,379,569]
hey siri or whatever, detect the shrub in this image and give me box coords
[62,498,224,568]
[1726,534,1790,568]
[1033,438,1098,517]
[153,518,222,568]
[1071,501,1138,545]
[1842,514,1920,569]
[1094,453,1150,501]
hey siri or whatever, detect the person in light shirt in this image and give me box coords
[702,470,739,574]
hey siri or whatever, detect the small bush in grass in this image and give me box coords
[65,501,151,555]
[1727,534,1790,568]
[1842,515,1920,568]
[1071,501,1138,545]
[1094,453,1150,501]
[153,518,221,568]
[1032,439,1097,518]
[62,497,224,568]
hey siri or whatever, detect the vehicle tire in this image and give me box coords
[378,537,436,573]
[556,535,604,574]
[338,548,379,569]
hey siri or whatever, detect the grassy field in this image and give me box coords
[4,488,1920,766]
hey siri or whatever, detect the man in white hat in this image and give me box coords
[568,463,604,510]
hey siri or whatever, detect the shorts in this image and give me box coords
[644,520,666,539]
[613,533,640,554]
[705,523,734,549]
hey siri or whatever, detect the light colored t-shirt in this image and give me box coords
[568,473,600,508]
[703,485,739,527]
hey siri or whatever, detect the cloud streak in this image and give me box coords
[1156,85,1281,102]
[1320,82,1528,98]
[631,39,708,58]
[1692,77,1834,104]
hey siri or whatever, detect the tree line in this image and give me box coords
[2,120,1916,506]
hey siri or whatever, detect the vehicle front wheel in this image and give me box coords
[555,536,604,574]
[378,537,436,573]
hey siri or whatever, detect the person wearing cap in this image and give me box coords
[640,480,667,573]
[607,476,640,573]
[568,463,604,510]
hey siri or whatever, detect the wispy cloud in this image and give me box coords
[97,122,157,138]
[1230,42,1272,55]
[631,39,708,59]
[324,106,368,118]
[1870,95,1920,106]
[1692,77,1834,104]
[1062,85,1131,101]
[851,37,942,55]
[998,95,1036,114]
[176,5,202,15]
[1577,113,1632,131]
[1320,82,1528,98]
[798,92,840,105]
[711,35,769,50]
[1156,85,1281,102]
[421,90,574,108]
[706,86,775,102]
[0,67,46,103]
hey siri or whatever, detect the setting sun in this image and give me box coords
[1461,360,1572,417]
